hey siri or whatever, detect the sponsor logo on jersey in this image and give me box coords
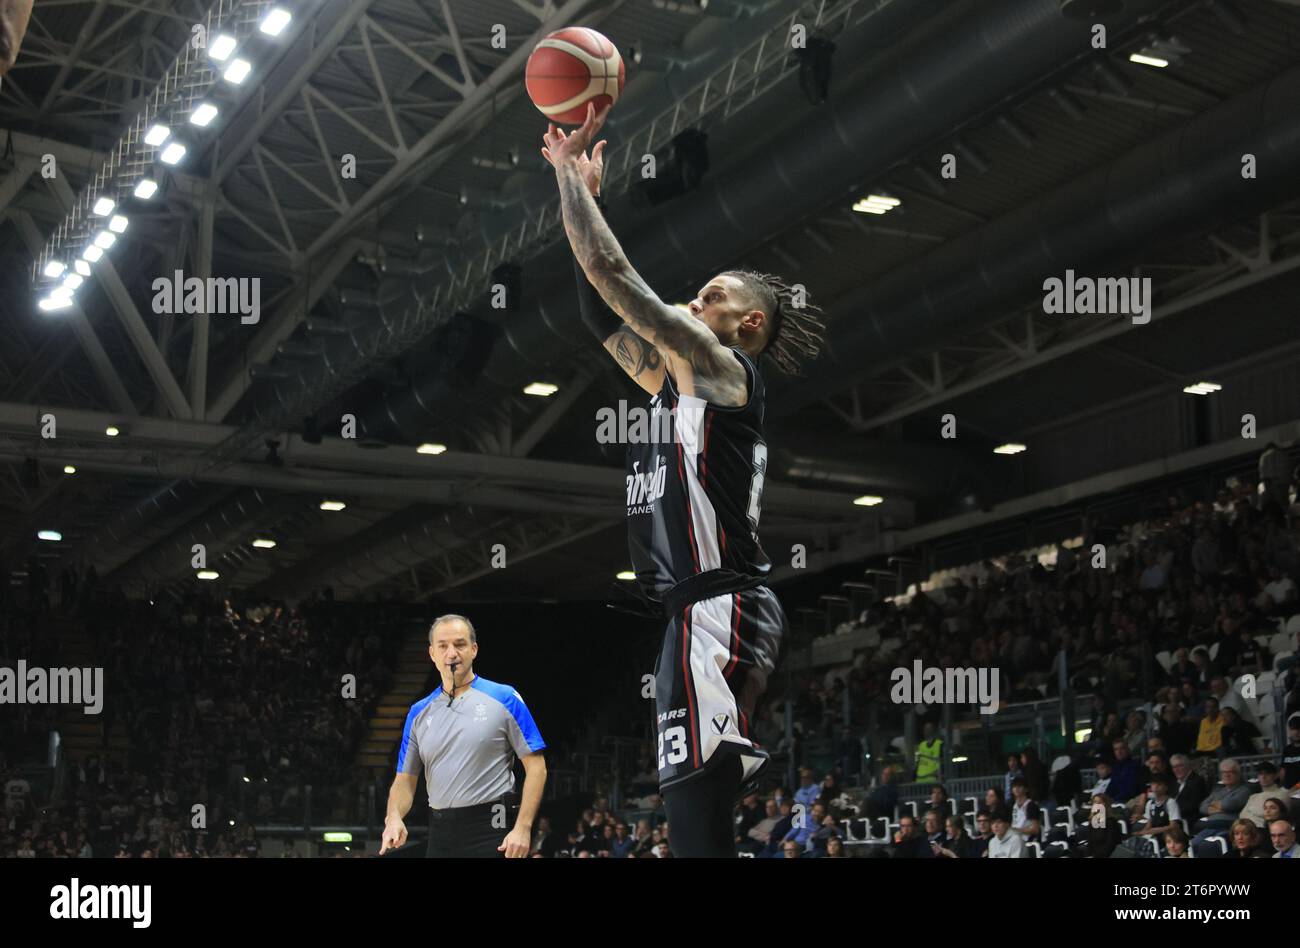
[473,702,487,721]
[656,707,687,725]
[711,713,731,735]
[626,456,668,515]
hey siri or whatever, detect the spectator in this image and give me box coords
[1020,747,1050,802]
[865,765,899,820]
[780,840,802,859]
[1224,818,1267,859]
[781,801,826,854]
[1269,818,1300,858]
[970,811,993,857]
[825,836,846,858]
[914,722,942,784]
[1191,758,1250,854]
[1157,703,1196,757]
[1282,714,1300,788]
[890,814,932,859]
[986,812,1026,858]
[1195,697,1225,756]
[734,792,763,844]
[740,799,779,856]
[760,800,795,858]
[1240,761,1284,829]
[1108,740,1140,804]
[933,815,974,859]
[1008,778,1041,840]
[921,809,946,848]
[793,768,820,809]
[1125,776,1182,854]
[928,784,950,817]
[1163,824,1191,858]
[1002,754,1023,803]
[1171,754,1207,819]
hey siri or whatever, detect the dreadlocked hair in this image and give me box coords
[720,270,826,376]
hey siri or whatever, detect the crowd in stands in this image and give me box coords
[707,459,1300,857]
[2,587,403,858]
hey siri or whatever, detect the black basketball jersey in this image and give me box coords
[625,348,771,608]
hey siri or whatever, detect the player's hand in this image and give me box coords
[379,818,407,854]
[499,825,532,858]
[541,135,606,196]
[541,101,611,172]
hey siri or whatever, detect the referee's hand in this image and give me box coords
[499,825,531,858]
[379,818,407,854]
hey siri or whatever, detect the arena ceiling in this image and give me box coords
[1,0,1299,603]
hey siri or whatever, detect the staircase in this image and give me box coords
[52,617,130,762]
[355,631,434,774]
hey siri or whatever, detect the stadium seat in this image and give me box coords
[1274,651,1294,672]
[1287,614,1300,635]
[1155,650,1172,673]
[1026,841,1042,858]
[1208,641,1221,662]
[1270,630,1293,655]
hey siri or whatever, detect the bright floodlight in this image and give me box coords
[259,8,292,36]
[417,443,447,455]
[210,33,237,61]
[63,274,84,291]
[1129,53,1169,68]
[74,259,91,277]
[92,197,116,216]
[134,179,158,200]
[853,495,884,506]
[63,466,76,475]
[190,103,219,127]
[38,530,63,542]
[105,426,120,437]
[223,58,252,84]
[51,286,74,301]
[616,570,636,581]
[160,142,187,165]
[109,215,129,234]
[43,260,66,278]
[144,123,170,146]
[94,230,117,249]
[320,500,346,511]
[38,296,72,312]
[523,382,558,397]
[82,244,104,263]
[994,443,1027,455]
[252,539,277,549]
[197,570,220,581]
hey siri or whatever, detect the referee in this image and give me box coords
[380,614,547,858]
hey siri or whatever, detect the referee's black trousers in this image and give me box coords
[426,801,508,858]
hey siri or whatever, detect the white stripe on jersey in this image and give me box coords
[688,594,766,780]
[676,394,721,571]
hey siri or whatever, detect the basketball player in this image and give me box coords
[542,103,826,857]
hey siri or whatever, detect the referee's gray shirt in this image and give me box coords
[397,676,546,809]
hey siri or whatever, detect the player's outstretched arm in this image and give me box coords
[0,0,35,73]
[546,105,747,407]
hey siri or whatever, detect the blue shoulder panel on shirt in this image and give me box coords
[395,690,440,774]
[472,677,546,752]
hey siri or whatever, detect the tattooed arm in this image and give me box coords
[555,158,748,408]
[0,0,33,73]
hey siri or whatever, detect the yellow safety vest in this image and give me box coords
[916,737,943,781]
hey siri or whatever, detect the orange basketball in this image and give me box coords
[525,27,625,125]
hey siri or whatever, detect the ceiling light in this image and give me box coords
[92,197,115,216]
[190,103,219,127]
[160,142,187,165]
[94,230,117,249]
[74,259,91,277]
[994,443,1027,455]
[852,194,901,215]
[853,495,884,506]
[320,500,346,511]
[50,286,74,301]
[197,570,220,581]
[1129,53,1168,68]
[524,382,559,397]
[134,179,158,200]
[82,244,104,263]
[38,297,72,312]
[209,33,237,61]
[252,539,277,549]
[223,59,252,84]
[105,426,120,437]
[63,274,84,291]
[260,8,292,36]
[144,124,170,146]
[108,215,129,234]
[417,443,447,455]
[42,260,66,278]
[63,466,76,475]
[37,530,63,542]
[1183,381,1222,395]
[617,570,636,581]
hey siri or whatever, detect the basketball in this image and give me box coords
[525,27,625,124]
